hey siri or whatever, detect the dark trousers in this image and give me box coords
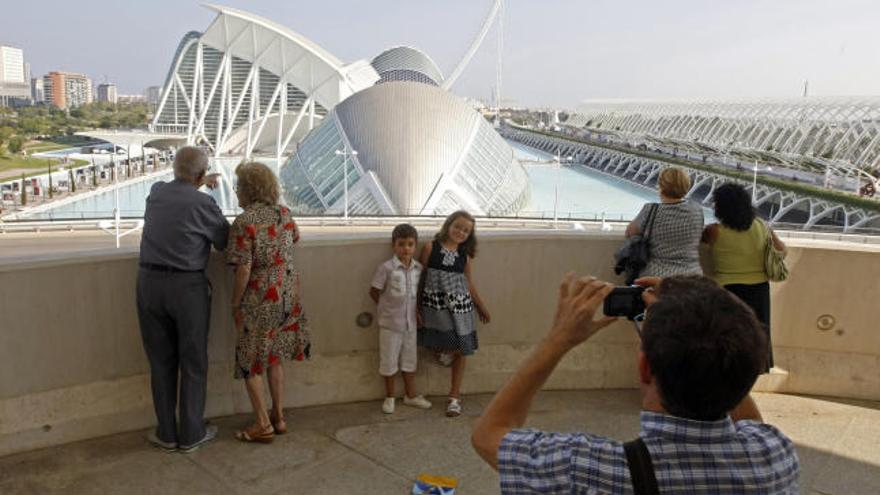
[724,282,773,372]
[136,269,211,445]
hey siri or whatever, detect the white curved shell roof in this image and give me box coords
[371,46,445,86]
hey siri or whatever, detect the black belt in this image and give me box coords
[139,263,203,273]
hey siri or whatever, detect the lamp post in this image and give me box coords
[553,154,573,225]
[334,147,358,222]
[752,160,772,203]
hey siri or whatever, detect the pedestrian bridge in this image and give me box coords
[505,127,880,232]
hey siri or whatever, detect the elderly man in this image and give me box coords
[137,146,229,453]
[472,275,799,494]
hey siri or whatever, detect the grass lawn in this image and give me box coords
[0,155,54,172]
[0,155,88,181]
[25,138,96,154]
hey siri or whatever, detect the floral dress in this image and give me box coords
[227,202,310,379]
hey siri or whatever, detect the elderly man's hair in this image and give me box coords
[173,146,210,181]
[641,275,767,421]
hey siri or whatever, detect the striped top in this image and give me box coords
[710,220,769,286]
[499,411,800,494]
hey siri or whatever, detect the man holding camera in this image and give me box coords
[472,275,799,494]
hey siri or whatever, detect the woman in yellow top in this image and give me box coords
[702,183,785,372]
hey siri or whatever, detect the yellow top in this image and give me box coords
[711,220,768,286]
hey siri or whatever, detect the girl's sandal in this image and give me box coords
[235,423,275,443]
[269,412,288,435]
[446,397,462,417]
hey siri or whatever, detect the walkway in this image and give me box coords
[1,390,878,494]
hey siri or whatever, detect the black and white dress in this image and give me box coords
[418,240,478,355]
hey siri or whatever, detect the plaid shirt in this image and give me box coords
[499,411,799,494]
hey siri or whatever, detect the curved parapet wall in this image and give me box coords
[0,229,878,456]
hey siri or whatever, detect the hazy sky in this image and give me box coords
[2,0,877,108]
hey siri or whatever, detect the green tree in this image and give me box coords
[8,136,23,154]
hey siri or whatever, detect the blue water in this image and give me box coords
[511,142,658,221]
[16,143,673,221]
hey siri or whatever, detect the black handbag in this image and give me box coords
[614,204,659,285]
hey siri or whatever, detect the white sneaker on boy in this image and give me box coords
[382,397,395,414]
[403,395,432,409]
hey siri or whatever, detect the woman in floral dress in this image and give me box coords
[227,162,310,443]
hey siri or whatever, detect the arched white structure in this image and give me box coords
[570,98,880,179]
[443,0,503,90]
[151,4,379,158]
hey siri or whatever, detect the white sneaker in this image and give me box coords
[382,397,395,414]
[403,395,432,409]
[446,397,462,417]
[179,424,218,453]
[146,430,177,452]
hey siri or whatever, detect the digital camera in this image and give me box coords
[603,286,646,321]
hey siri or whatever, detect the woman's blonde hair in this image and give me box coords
[658,166,691,199]
[235,161,279,206]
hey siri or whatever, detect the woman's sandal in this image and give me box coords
[269,411,288,435]
[235,423,275,443]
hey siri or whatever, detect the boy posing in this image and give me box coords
[370,224,432,413]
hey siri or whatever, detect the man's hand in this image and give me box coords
[634,276,661,306]
[202,173,221,190]
[472,274,616,471]
[546,273,617,350]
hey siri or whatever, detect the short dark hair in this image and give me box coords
[641,276,767,421]
[392,223,418,243]
[713,183,755,231]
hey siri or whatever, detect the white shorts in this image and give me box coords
[379,327,417,376]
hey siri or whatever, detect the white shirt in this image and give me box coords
[371,256,422,333]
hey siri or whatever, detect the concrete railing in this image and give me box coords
[1,228,878,456]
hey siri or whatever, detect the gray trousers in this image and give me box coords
[136,269,211,446]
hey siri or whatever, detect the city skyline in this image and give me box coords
[1,0,878,108]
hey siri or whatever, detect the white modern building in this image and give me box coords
[147,3,527,216]
[143,86,161,105]
[97,83,118,104]
[0,45,31,107]
[30,77,44,103]
[569,98,880,178]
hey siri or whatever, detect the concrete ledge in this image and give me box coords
[1,228,878,456]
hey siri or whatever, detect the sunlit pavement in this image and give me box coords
[0,390,878,494]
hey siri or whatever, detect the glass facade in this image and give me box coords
[279,117,362,214]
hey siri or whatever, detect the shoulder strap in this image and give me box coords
[624,438,660,495]
[643,203,659,241]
